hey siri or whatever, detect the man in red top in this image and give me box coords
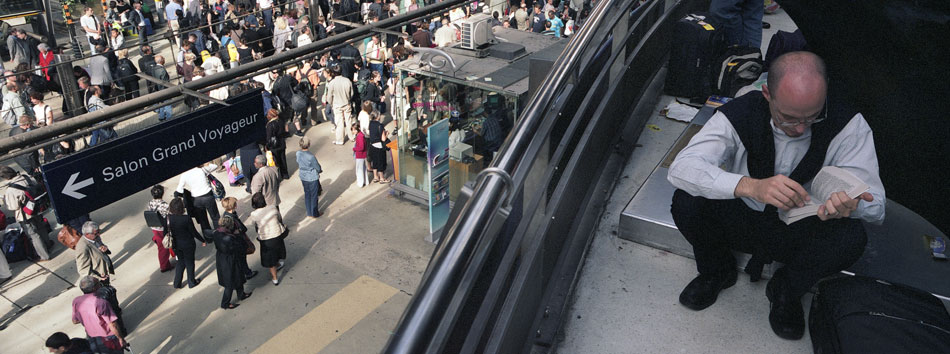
[71,276,126,353]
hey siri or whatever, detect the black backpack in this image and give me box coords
[665,13,725,99]
[2,227,37,262]
[116,60,136,80]
[709,46,764,98]
[291,91,309,113]
[764,29,807,70]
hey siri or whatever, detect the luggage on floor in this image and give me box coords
[57,225,82,250]
[810,275,950,354]
[764,29,807,70]
[2,225,38,262]
[665,13,725,99]
[710,46,764,98]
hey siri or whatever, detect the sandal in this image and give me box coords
[223,303,240,310]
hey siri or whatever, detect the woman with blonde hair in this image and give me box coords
[357,100,374,136]
[247,192,287,285]
[221,196,257,279]
[273,16,292,53]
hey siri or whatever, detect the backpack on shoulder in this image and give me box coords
[7,175,49,217]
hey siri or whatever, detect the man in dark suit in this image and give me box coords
[129,1,149,43]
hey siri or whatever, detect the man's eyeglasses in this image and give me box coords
[776,100,828,127]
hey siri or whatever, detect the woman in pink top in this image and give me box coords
[352,124,368,187]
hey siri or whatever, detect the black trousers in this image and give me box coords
[271,148,289,179]
[173,248,198,288]
[239,254,252,275]
[670,189,867,299]
[192,192,221,231]
[221,283,247,308]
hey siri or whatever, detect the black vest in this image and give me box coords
[718,91,853,207]
[716,91,853,279]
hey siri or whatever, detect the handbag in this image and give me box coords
[57,225,82,250]
[162,231,173,249]
[244,234,255,255]
[206,173,226,199]
[161,217,173,248]
[265,150,276,167]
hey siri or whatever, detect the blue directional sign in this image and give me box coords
[41,90,266,223]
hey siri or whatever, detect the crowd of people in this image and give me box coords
[0,0,600,352]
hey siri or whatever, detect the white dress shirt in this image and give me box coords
[668,110,886,224]
[175,165,217,196]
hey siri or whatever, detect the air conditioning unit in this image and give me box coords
[459,13,495,50]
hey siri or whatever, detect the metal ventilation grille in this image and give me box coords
[461,22,475,49]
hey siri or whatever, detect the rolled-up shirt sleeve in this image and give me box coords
[668,112,746,200]
[824,113,886,224]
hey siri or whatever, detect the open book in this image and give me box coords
[778,166,870,225]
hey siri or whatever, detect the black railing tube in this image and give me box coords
[383,0,618,352]
[385,176,509,354]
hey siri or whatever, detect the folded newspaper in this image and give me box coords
[778,166,870,225]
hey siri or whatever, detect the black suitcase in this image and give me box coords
[810,276,950,354]
[665,13,724,99]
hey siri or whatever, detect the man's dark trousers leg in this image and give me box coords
[192,192,220,230]
[670,189,868,299]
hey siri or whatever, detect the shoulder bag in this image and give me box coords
[161,217,174,248]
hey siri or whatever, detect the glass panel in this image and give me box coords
[393,72,519,201]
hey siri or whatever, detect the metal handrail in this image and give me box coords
[383,1,622,352]
[0,0,470,161]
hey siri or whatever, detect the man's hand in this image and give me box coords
[98,245,108,253]
[735,175,810,211]
[817,191,873,221]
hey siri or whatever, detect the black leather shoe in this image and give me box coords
[188,278,201,288]
[679,269,738,311]
[246,270,259,279]
[766,277,806,340]
[239,292,253,300]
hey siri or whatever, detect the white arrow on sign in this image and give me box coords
[62,172,95,199]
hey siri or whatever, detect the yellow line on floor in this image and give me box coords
[252,275,399,354]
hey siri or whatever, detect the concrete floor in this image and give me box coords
[0,118,435,353]
[555,10,812,353]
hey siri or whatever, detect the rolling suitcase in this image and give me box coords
[665,13,724,99]
[810,276,950,353]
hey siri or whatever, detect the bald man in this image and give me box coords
[667,52,885,340]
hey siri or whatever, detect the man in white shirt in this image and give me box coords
[80,7,103,54]
[175,164,220,231]
[667,52,885,340]
[165,0,183,46]
[256,0,274,29]
[434,18,456,47]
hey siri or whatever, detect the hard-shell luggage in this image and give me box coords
[810,276,950,354]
